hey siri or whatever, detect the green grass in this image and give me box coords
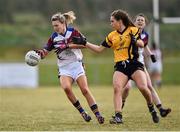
[0,85,179,131]
[163,58,180,84]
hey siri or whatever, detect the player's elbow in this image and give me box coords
[136,40,144,48]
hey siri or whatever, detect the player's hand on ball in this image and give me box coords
[72,36,87,46]
[34,49,47,59]
[25,50,41,66]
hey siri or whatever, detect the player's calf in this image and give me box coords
[90,104,104,124]
[148,104,159,123]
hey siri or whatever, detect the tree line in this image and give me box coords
[0,0,180,24]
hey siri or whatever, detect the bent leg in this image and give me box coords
[145,68,171,117]
[132,70,159,123]
[76,75,96,106]
[77,75,104,124]
[60,75,76,103]
[109,71,128,124]
[60,76,91,122]
[145,68,161,105]
[113,71,129,112]
[132,70,152,104]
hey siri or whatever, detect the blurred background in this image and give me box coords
[0,0,180,87]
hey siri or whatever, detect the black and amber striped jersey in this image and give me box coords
[101,26,140,62]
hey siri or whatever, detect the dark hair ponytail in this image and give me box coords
[111,9,134,27]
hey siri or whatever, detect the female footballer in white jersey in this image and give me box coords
[36,11,104,124]
[122,13,171,118]
[148,42,163,87]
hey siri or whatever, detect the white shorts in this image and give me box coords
[148,62,162,74]
[58,61,85,81]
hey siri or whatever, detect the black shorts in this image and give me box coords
[114,60,144,79]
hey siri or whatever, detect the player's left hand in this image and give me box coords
[72,36,87,46]
[55,44,69,54]
[150,54,157,63]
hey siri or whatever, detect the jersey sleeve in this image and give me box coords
[72,28,83,37]
[43,36,54,51]
[101,33,113,48]
[142,33,149,47]
[69,28,87,45]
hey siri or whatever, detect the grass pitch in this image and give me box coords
[0,85,180,131]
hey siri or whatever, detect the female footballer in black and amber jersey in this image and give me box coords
[122,13,171,118]
[85,9,159,124]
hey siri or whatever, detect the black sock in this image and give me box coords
[90,104,100,117]
[115,111,122,118]
[156,104,163,112]
[73,100,84,113]
[148,103,156,113]
[122,100,126,109]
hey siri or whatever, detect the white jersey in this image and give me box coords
[138,31,149,64]
[44,27,83,67]
[148,49,162,73]
[138,47,144,64]
[57,48,83,67]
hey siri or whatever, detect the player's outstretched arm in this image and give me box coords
[86,42,105,53]
[144,46,157,63]
[68,43,86,49]
[144,45,153,56]
[35,49,49,59]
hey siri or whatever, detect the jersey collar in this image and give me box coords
[116,26,128,35]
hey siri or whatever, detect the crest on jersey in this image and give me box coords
[141,34,146,39]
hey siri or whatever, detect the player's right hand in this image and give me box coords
[150,54,157,63]
[34,49,46,59]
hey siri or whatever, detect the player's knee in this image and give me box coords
[64,87,72,95]
[81,88,89,96]
[137,83,147,91]
[147,84,153,91]
[125,84,131,90]
[113,85,122,95]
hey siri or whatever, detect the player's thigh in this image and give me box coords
[76,75,91,95]
[76,75,88,89]
[59,75,73,90]
[113,71,129,90]
[131,70,147,89]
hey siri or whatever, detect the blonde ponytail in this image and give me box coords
[63,11,76,25]
[51,11,76,25]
